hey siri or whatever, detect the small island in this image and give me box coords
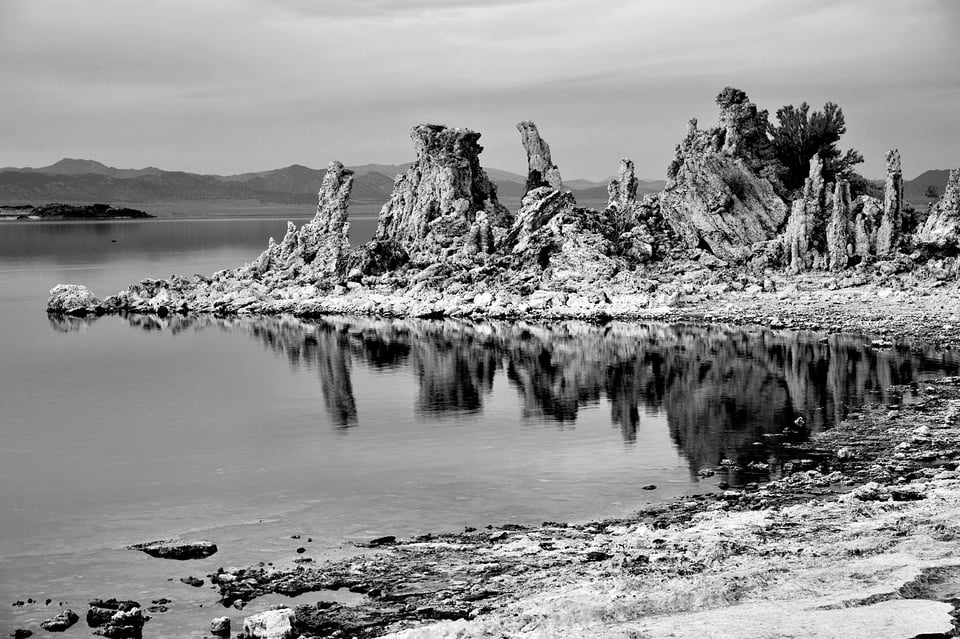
[1,203,153,220]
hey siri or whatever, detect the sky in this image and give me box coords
[1,0,958,181]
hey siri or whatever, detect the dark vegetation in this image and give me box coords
[768,101,864,192]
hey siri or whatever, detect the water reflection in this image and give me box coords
[50,314,960,477]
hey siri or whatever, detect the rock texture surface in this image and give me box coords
[244,161,354,280]
[47,284,103,315]
[40,609,79,632]
[373,124,511,264]
[45,88,958,322]
[783,156,828,272]
[917,168,960,249]
[129,538,218,560]
[242,608,296,639]
[517,120,563,193]
[660,90,788,259]
[876,149,903,256]
[86,600,144,639]
[827,180,851,270]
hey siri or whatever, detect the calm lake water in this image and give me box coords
[1,215,958,637]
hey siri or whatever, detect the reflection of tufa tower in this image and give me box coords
[412,327,498,417]
[136,315,960,474]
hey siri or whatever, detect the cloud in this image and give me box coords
[0,0,956,179]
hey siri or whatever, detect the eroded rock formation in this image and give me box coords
[606,158,639,214]
[45,88,959,322]
[827,180,851,270]
[373,124,511,264]
[660,89,789,259]
[244,161,354,280]
[852,195,883,258]
[517,120,563,193]
[783,156,827,272]
[876,150,904,256]
[916,168,960,250]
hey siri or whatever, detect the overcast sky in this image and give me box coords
[1,0,957,180]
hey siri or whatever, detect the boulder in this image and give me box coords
[129,538,218,560]
[41,609,80,632]
[46,284,102,315]
[210,616,231,636]
[916,168,960,249]
[660,89,788,259]
[372,124,511,264]
[86,600,144,639]
[517,120,563,193]
[242,608,296,639]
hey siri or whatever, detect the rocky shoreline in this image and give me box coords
[177,374,960,638]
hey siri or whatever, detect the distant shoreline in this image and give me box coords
[0,203,153,220]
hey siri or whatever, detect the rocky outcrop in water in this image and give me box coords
[660,89,788,259]
[128,538,218,560]
[916,168,960,249]
[40,609,79,632]
[86,600,144,639]
[47,284,103,315]
[8,203,153,220]
[45,87,959,321]
[244,161,354,280]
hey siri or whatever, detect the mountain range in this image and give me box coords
[0,158,666,206]
[2,158,950,208]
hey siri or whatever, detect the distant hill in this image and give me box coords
[0,158,165,179]
[904,169,951,198]
[0,158,665,207]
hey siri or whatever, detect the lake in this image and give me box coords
[1,214,958,637]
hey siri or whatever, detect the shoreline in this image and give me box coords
[25,302,960,638]
[202,372,960,638]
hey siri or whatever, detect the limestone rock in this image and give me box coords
[242,608,296,639]
[86,600,144,639]
[47,284,103,315]
[210,616,231,636]
[129,538,218,560]
[660,90,788,259]
[40,609,80,632]
[517,120,563,193]
[783,156,827,272]
[606,158,639,214]
[916,168,960,249]
[852,195,883,257]
[827,180,851,270]
[714,86,776,177]
[876,149,903,256]
[245,161,354,280]
[373,124,511,264]
[606,160,673,263]
[506,187,618,285]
